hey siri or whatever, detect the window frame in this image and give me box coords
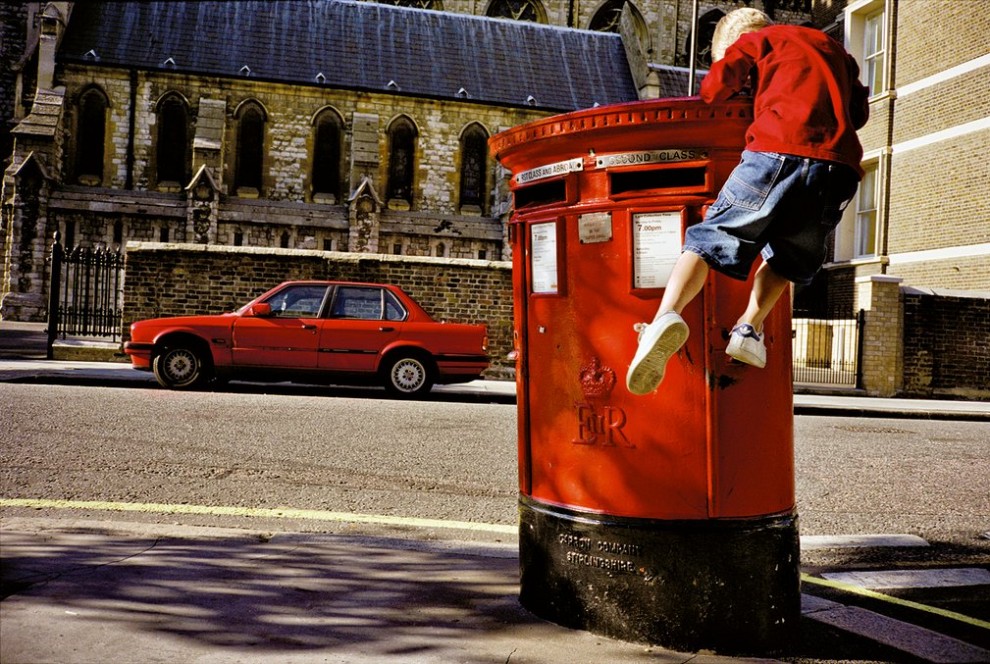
[263,284,332,319]
[234,100,267,195]
[311,107,344,203]
[853,161,879,258]
[685,8,724,70]
[381,0,441,8]
[485,0,546,23]
[458,123,489,214]
[845,0,888,99]
[155,93,190,188]
[386,116,418,208]
[75,86,109,185]
[327,286,408,322]
[862,10,886,97]
[831,156,881,264]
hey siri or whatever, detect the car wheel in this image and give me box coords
[383,355,434,397]
[153,346,206,389]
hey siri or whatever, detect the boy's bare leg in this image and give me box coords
[627,251,709,394]
[735,260,791,331]
[653,250,710,320]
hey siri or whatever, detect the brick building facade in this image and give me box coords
[2,0,810,323]
[3,0,983,396]
[814,0,989,397]
[821,0,988,302]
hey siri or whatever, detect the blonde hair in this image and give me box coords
[711,8,773,62]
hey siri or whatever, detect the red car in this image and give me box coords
[124,281,489,397]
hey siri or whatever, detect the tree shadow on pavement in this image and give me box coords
[0,525,663,663]
[1,523,930,663]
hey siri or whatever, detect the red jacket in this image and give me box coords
[700,25,870,176]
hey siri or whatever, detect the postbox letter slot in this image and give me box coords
[610,166,707,196]
[514,179,567,209]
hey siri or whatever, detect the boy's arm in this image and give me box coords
[700,43,758,103]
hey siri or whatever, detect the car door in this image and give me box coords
[232,284,331,368]
[318,285,404,372]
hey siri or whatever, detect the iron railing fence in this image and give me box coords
[792,310,864,388]
[46,232,124,357]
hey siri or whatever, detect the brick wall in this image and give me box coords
[902,291,990,399]
[887,2,990,265]
[889,256,990,292]
[856,275,903,397]
[894,0,990,84]
[841,0,990,298]
[887,134,990,257]
[122,242,514,371]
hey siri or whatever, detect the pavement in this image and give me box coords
[4,516,988,664]
[0,355,987,420]
[3,323,990,662]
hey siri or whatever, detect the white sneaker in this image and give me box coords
[726,323,766,368]
[626,312,689,395]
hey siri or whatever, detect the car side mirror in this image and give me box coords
[247,303,273,317]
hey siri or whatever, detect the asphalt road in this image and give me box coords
[0,382,519,530]
[2,382,988,544]
[2,380,989,661]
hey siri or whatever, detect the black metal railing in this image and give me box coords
[792,310,864,388]
[46,232,124,358]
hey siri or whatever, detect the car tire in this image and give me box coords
[382,354,434,397]
[153,345,207,390]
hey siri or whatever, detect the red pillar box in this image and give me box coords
[490,98,799,655]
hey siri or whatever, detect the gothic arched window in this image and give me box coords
[311,108,343,203]
[235,101,266,195]
[589,0,627,32]
[156,93,189,187]
[686,9,725,70]
[459,123,489,214]
[379,0,442,8]
[486,0,546,23]
[112,219,124,247]
[76,87,108,185]
[386,116,417,208]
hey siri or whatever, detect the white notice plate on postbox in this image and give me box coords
[530,222,558,294]
[633,211,682,289]
[578,212,612,244]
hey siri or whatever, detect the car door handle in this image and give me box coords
[301,324,317,330]
[379,326,395,332]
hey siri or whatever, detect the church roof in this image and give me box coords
[651,64,706,98]
[58,0,638,112]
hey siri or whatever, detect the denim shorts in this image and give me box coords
[684,150,860,285]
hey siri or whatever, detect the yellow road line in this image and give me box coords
[802,573,990,631]
[0,498,517,536]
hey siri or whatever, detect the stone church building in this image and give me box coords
[1,0,815,321]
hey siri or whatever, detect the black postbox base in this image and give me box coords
[518,495,801,655]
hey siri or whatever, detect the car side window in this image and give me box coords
[265,285,329,318]
[330,287,384,320]
[384,290,407,321]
